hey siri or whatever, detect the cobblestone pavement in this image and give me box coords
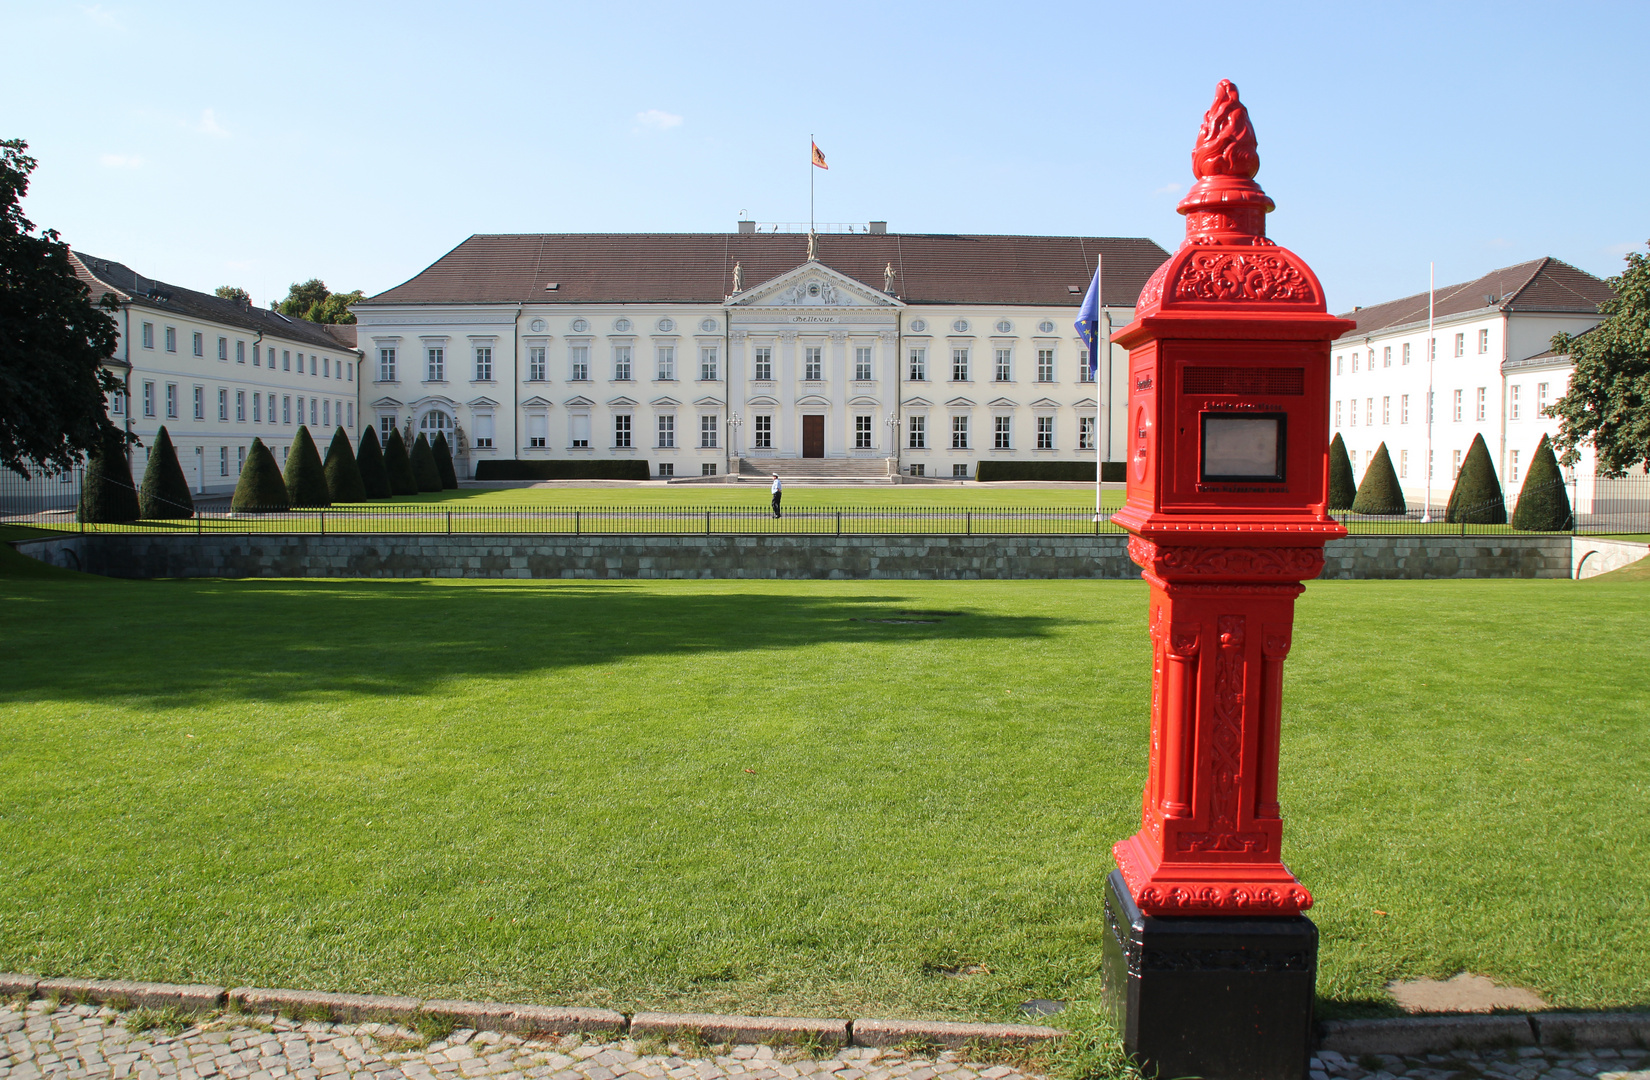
[0,1001,1040,1080]
[5,999,1648,1080]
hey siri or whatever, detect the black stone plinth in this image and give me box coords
[1101,869,1318,1080]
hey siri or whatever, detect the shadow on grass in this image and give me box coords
[0,576,1073,709]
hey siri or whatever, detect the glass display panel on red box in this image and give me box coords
[1201,413,1286,482]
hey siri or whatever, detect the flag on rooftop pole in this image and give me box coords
[811,142,828,169]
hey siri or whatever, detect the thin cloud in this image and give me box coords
[1604,241,1641,256]
[1153,182,1182,195]
[195,109,229,137]
[635,109,684,131]
[82,4,121,30]
[99,153,143,170]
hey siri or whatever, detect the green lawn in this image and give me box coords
[1,549,1646,1040]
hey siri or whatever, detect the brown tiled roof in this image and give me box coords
[321,323,358,348]
[70,252,359,353]
[360,233,1171,309]
[1334,257,1613,341]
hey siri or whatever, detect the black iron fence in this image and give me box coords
[4,469,1647,538]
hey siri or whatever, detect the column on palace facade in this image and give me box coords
[881,330,899,460]
[728,329,747,458]
[829,330,849,457]
[778,330,798,457]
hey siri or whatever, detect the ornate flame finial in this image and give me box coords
[1191,79,1259,180]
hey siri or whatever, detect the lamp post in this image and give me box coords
[885,413,900,477]
[725,413,742,478]
[1103,81,1354,1080]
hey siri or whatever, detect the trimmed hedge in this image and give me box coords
[410,433,443,492]
[138,425,194,519]
[1350,442,1406,515]
[1328,433,1356,510]
[79,428,140,523]
[1511,434,1574,531]
[283,425,331,507]
[323,426,366,503]
[232,438,289,512]
[383,428,418,495]
[432,431,459,489]
[975,460,1127,483]
[356,427,390,500]
[474,459,653,481]
[1446,433,1507,525]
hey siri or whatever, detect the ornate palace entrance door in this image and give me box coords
[802,415,825,458]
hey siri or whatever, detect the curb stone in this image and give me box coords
[851,1018,1065,1050]
[630,1012,851,1047]
[33,977,225,1012]
[1318,1015,1536,1056]
[1532,1013,1650,1049]
[0,973,39,997]
[422,999,626,1037]
[229,986,422,1023]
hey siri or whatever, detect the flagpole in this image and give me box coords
[1095,254,1104,522]
[1421,262,1435,523]
[809,133,814,238]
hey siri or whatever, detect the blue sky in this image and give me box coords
[6,1,1646,312]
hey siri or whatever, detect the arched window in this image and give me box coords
[419,409,453,441]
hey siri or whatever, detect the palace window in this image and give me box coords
[238,445,245,474]
[1037,348,1055,382]
[1335,400,1342,426]
[907,415,925,449]
[700,414,718,448]
[570,413,590,448]
[324,357,331,378]
[1079,349,1093,382]
[193,386,204,420]
[953,463,969,478]
[1401,394,1409,424]
[1366,397,1373,426]
[656,345,675,380]
[1036,415,1054,449]
[1510,385,1520,420]
[1352,351,1359,373]
[346,403,354,428]
[1510,449,1520,482]
[994,415,1012,449]
[753,346,773,381]
[254,394,264,423]
[658,463,674,478]
[472,413,494,448]
[1383,346,1392,367]
[142,381,155,417]
[323,400,330,427]
[528,414,548,449]
[1453,449,1462,478]
[700,346,718,381]
[528,346,546,381]
[570,345,590,381]
[1335,354,1342,375]
[1453,389,1463,421]
[995,348,1012,382]
[235,390,246,422]
[310,398,318,425]
[141,322,154,349]
[282,350,291,371]
[804,346,822,381]
[267,393,275,424]
[283,396,291,424]
[218,389,228,421]
[614,414,632,448]
[855,346,873,381]
[1402,342,1411,365]
[952,348,969,381]
[165,326,177,352]
[908,347,926,381]
[1454,332,1465,357]
[1382,395,1390,425]
[111,389,125,415]
[951,415,969,449]
[655,413,674,448]
[1476,387,1486,421]
[236,340,245,364]
[427,347,445,381]
[613,345,632,381]
[379,414,394,441]
[1080,416,1095,450]
[474,346,493,381]
[219,446,228,476]
[1479,328,1490,354]
[1401,449,1409,478]
[1349,398,1356,426]
[1537,382,1549,414]
[753,414,772,449]
[702,463,717,476]
[165,383,178,419]
[854,414,873,449]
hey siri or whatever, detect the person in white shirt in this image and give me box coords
[770,473,783,519]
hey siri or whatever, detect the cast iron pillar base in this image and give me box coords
[1101,870,1317,1080]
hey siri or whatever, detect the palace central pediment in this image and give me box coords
[728,261,903,312]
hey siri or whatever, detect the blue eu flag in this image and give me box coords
[1074,268,1100,378]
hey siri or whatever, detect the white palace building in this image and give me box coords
[352,225,1169,479]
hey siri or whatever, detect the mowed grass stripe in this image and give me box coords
[0,564,1644,1024]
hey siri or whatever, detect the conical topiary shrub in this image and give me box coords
[356,426,390,500]
[1350,442,1406,515]
[79,427,141,523]
[1511,434,1574,531]
[283,425,331,507]
[1328,433,1356,510]
[383,427,418,496]
[1445,433,1507,524]
[323,426,366,503]
[432,431,459,489]
[410,432,442,492]
[232,438,289,512]
[138,425,194,519]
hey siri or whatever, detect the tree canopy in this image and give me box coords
[1327,433,1356,510]
[214,285,251,304]
[1549,243,1650,476]
[0,139,124,478]
[277,279,362,325]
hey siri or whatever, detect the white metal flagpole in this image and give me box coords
[1421,262,1435,522]
[1095,254,1104,521]
[809,133,814,237]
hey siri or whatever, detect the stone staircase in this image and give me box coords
[734,457,896,484]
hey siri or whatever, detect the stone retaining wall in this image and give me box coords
[17,532,1589,580]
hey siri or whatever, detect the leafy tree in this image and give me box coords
[1350,442,1405,514]
[356,425,390,499]
[1445,433,1507,524]
[1327,433,1356,510]
[432,430,458,489]
[277,279,361,325]
[1549,243,1648,475]
[1511,434,1574,531]
[232,438,288,512]
[214,285,250,304]
[0,139,125,478]
[283,425,331,506]
[383,426,418,496]
[323,425,366,502]
[78,427,140,523]
[410,432,442,492]
[138,425,194,519]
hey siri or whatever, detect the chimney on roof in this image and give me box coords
[737,220,756,234]
[1353,306,1362,312]
[1484,293,1497,306]
[869,221,887,234]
